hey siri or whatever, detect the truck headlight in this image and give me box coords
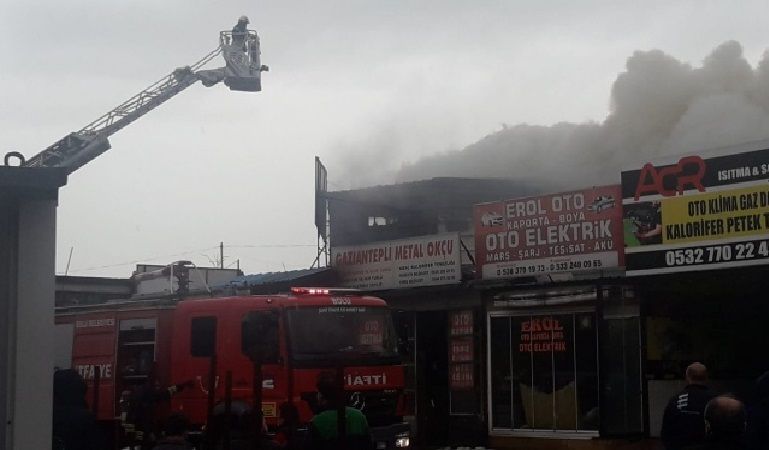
[395,431,410,448]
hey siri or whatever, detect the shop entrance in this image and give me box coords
[489,310,600,433]
[416,310,449,446]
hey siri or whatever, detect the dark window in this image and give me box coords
[368,216,399,226]
[287,307,398,363]
[241,311,280,363]
[190,316,217,357]
[490,317,511,428]
[601,316,643,435]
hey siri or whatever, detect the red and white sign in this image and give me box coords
[474,186,624,280]
[332,233,461,290]
[450,338,474,362]
[518,317,567,353]
[359,319,384,346]
[450,363,474,390]
[449,310,473,336]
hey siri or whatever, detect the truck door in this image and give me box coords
[240,310,285,424]
[115,318,158,414]
[72,316,116,420]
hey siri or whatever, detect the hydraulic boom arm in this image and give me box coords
[24,47,223,173]
[23,26,266,175]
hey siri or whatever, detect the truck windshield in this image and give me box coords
[287,306,399,363]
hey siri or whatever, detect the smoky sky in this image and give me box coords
[1,0,768,276]
[394,41,769,190]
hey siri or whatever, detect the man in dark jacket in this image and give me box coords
[52,369,103,450]
[661,362,716,450]
[747,371,769,450]
[696,395,748,450]
[310,372,372,450]
[126,372,190,450]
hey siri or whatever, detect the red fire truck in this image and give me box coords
[54,287,411,449]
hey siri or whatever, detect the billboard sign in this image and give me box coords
[474,186,623,280]
[331,233,461,290]
[621,148,769,275]
[314,156,328,243]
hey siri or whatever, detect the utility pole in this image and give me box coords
[64,246,74,275]
[220,241,224,269]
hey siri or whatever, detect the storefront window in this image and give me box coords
[489,312,598,432]
[575,313,600,431]
[489,317,511,428]
[601,317,642,435]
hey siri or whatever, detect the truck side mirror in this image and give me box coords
[241,311,279,363]
[190,316,217,357]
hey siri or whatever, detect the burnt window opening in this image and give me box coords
[368,216,398,227]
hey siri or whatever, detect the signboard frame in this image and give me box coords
[474,185,624,281]
[621,147,769,276]
[331,233,462,290]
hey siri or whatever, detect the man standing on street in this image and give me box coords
[747,371,769,450]
[699,395,748,450]
[661,362,716,450]
[310,372,372,450]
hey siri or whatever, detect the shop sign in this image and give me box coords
[359,319,384,346]
[449,363,474,390]
[75,363,112,380]
[621,148,769,275]
[262,402,277,418]
[449,310,473,336]
[518,317,567,353]
[75,318,114,328]
[474,186,624,280]
[331,233,461,290]
[449,337,474,362]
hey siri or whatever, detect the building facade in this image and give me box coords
[55,275,133,307]
[326,142,769,449]
[327,177,537,447]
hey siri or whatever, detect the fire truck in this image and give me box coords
[54,287,411,449]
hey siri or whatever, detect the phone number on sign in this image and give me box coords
[497,259,604,276]
[665,240,769,267]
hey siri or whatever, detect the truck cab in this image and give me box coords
[170,288,410,449]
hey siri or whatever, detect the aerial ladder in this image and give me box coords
[21,22,268,174]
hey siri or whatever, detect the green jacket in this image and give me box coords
[310,407,371,450]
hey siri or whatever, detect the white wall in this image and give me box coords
[11,200,57,450]
[135,267,240,296]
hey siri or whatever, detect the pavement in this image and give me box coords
[431,447,493,450]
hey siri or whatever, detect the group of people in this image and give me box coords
[661,362,769,450]
[52,369,373,450]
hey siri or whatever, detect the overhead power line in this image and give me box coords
[225,244,316,248]
[62,243,316,275]
[64,246,219,274]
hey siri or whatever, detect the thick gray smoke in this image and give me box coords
[391,41,769,190]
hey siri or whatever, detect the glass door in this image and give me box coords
[489,311,599,433]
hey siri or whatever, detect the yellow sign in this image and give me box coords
[662,185,769,245]
[262,402,277,418]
